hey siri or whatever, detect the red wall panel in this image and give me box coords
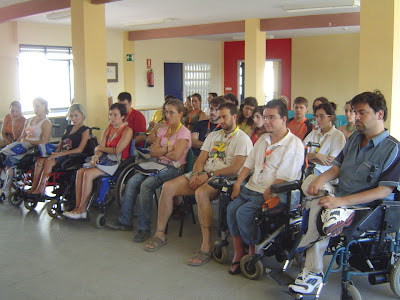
[224,39,292,104]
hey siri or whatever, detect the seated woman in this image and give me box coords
[237,97,257,134]
[338,100,356,139]
[146,95,174,133]
[304,102,346,174]
[247,105,266,145]
[28,104,90,195]
[106,99,191,243]
[64,103,133,219]
[183,93,206,131]
[0,101,26,148]
[1,97,52,196]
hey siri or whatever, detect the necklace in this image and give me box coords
[166,123,182,146]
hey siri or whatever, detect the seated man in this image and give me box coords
[191,96,225,157]
[116,92,147,147]
[289,90,400,294]
[144,102,253,266]
[227,99,305,274]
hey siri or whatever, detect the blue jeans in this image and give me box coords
[227,187,264,245]
[118,165,182,231]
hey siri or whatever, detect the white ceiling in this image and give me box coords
[16,0,361,40]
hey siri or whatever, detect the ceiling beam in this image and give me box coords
[128,12,360,41]
[129,20,245,41]
[261,12,360,31]
[91,0,121,4]
[0,0,70,24]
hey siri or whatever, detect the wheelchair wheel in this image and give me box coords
[95,213,106,229]
[24,199,37,211]
[240,254,263,280]
[390,257,400,296]
[115,162,137,206]
[212,243,229,264]
[342,282,362,300]
[9,193,24,207]
[47,199,61,218]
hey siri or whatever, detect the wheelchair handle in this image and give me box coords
[306,142,321,148]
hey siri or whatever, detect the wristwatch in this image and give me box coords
[207,172,215,178]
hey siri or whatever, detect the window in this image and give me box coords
[183,63,211,111]
[238,60,281,104]
[18,45,74,113]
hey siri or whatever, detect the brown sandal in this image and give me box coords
[144,236,168,252]
[187,250,212,266]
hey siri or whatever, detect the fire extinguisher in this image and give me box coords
[147,69,154,87]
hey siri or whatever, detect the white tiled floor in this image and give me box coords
[0,199,398,299]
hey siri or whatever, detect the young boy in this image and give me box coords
[287,96,313,140]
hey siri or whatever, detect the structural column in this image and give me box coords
[123,32,135,105]
[71,0,108,130]
[358,0,400,138]
[244,19,265,104]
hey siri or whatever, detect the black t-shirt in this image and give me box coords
[192,120,220,156]
[61,125,89,152]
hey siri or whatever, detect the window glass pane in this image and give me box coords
[183,62,211,111]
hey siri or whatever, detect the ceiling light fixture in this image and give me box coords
[283,0,360,13]
[124,18,175,27]
[46,10,71,20]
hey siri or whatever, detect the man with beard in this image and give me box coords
[226,99,305,274]
[289,90,400,294]
[145,102,253,267]
[191,96,225,157]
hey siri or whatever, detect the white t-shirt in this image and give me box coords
[245,130,304,194]
[201,128,253,172]
[303,126,346,173]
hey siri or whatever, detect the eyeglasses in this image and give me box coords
[164,110,177,115]
[262,115,280,121]
[314,114,331,120]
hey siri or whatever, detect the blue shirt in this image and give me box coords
[333,129,400,201]
[192,120,219,156]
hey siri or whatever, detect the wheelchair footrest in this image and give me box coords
[284,290,318,299]
[267,269,295,285]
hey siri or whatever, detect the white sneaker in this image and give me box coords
[321,208,355,237]
[289,268,323,294]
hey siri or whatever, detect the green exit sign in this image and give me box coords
[126,54,134,62]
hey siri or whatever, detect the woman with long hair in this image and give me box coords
[28,104,89,195]
[247,106,266,145]
[106,99,192,243]
[64,103,133,219]
[183,93,206,131]
[237,97,258,134]
[338,100,356,139]
[304,102,346,174]
[0,101,26,148]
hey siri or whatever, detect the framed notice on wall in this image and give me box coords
[107,63,118,82]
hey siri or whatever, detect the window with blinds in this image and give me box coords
[183,63,211,111]
[18,44,74,113]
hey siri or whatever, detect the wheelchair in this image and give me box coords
[286,198,400,300]
[79,133,149,228]
[11,127,101,213]
[209,142,318,280]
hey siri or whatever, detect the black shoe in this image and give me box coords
[133,230,151,242]
[106,219,133,231]
[228,261,241,275]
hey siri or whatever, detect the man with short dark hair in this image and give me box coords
[191,96,225,157]
[117,92,146,147]
[204,92,219,118]
[145,102,253,267]
[227,99,305,274]
[289,91,400,294]
[288,96,313,140]
[223,92,239,106]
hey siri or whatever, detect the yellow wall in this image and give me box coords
[292,33,360,110]
[133,37,222,109]
[0,22,124,117]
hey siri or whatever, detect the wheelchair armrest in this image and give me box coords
[270,180,302,194]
